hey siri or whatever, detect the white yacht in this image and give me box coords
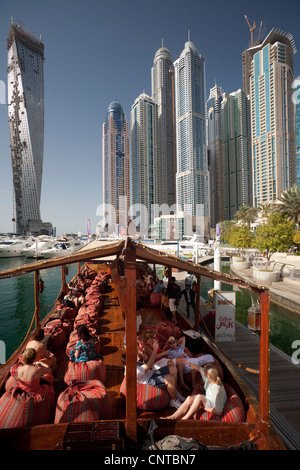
[0,236,36,258]
[40,240,82,259]
[22,236,55,258]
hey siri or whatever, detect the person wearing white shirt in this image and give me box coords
[163,362,227,419]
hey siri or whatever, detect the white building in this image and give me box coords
[151,44,176,209]
[174,37,209,236]
[130,93,159,236]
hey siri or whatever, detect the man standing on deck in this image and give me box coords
[181,284,196,318]
[166,277,181,325]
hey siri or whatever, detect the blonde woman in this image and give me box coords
[164,362,227,419]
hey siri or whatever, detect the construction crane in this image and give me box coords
[244,15,256,45]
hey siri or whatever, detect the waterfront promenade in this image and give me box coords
[174,258,300,450]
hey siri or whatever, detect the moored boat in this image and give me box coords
[0,238,286,450]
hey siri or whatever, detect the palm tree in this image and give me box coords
[274,184,300,229]
[234,205,258,228]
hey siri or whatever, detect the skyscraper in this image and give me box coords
[7,21,51,234]
[207,84,223,227]
[151,43,176,209]
[102,101,130,234]
[221,90,252,221]
[244,29,297,207]
[174,37,209,236]
[130,93,159,236]
[294,83,300,186]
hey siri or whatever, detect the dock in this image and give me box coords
[174,262,300,450]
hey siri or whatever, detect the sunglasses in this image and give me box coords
[169,340,176,345]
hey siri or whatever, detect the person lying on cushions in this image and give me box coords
[125,339,183,409]
[165,336,215,389]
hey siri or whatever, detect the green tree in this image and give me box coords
[219,220,236,244]
[252,213,296,269]
[274,184,300,229]
[228,224,253,257]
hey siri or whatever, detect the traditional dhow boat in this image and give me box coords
[0,238,285,450]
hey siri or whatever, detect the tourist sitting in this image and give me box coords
[27,328,56,371]
[164,363,227,419]
[70,325,100,363]
[165,336,214,389]
[16,348,55,396]
[134,340,182,409]
[142,329,169,364]
[63,290,77,309]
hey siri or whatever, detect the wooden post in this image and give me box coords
[61,265,67,295]
[34,270,40,331]
[124,239,137,447]
[194,275,201,331]
[259,290,270,432]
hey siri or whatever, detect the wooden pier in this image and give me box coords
[216,322,300,450]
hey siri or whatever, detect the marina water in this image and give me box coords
[1,258,300,363]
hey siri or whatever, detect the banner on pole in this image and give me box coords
[215,291,236,342]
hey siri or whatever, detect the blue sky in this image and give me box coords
[0,0,299,235]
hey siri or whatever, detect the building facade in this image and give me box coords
[130,93,159,236]
[151,44,176,209]
[7,22,51,234]
[221,90,252,221]
[207,84,223,227]
[295,83,300,186]
[102,101,130,235]
[245,29,297,207]
[174,38,209,237]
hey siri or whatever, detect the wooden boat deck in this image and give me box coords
[99,279,177,420]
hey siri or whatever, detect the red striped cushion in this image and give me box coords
[194,384,245,422]
[150,292,162,306]
[156,321,181,341]
[64,360,106,385]
[120,377,169,411]
[54,380,112,423]
[0,388,54,429]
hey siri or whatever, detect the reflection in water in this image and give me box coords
[0,257,78,359]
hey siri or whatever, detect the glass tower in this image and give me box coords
[151,44,176,209]
[174,38,209,233]
[221,90,252,221]
[130,93,159,236]
[102,101,130,234]
[7,22,47,234]
[207,84,223,227]
[245,29,297,207]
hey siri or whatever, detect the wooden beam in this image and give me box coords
[259,290,270,434]
[194,275,201,331]
[124,239,137,447]
[34,271,40,331]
